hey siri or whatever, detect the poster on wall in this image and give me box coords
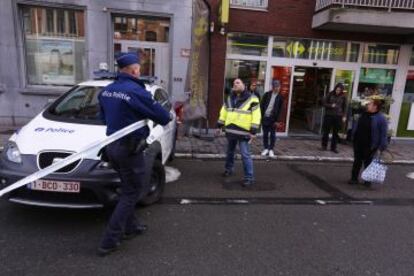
[35,39,75,85]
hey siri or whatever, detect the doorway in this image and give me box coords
[289,67,332,135]
[114,41,170,89]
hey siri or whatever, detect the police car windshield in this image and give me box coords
[47,86,103,123]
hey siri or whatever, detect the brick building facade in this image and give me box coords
[206,0,414,138]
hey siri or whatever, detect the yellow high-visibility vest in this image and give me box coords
[218,94,261,137]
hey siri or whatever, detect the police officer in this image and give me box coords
[97,53,171,256]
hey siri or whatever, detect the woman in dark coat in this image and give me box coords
[349,99,388,188]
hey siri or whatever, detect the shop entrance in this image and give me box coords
[289,67,332,136]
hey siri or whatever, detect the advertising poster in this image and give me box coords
[33,39,75,85]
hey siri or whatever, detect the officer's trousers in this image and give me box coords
[101,139,146,248]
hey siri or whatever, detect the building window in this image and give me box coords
[273,37,359,62]
[362,44,399,65]
[227,33,268,57]
[21,6,85,86]
[224,59,267,98]
[113,15,170,43]
[357,68,395,98]
[230,0,268,9]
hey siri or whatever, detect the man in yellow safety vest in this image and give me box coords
[217,78,261,187]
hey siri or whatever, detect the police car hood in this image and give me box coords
[11,114,106,159]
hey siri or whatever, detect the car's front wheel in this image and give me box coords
[139,159,165,206]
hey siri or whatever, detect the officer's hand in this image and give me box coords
[215,128,222,137]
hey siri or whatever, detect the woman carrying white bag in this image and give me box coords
[348,98,389,188]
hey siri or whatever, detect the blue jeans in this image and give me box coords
[262,124,276,150]
[225,137,254,181]
[100,139,146,249]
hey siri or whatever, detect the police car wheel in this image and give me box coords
[140,159,165,206]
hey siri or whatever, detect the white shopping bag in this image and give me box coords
[361,159,388,185]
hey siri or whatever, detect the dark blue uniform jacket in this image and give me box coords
[98,72,171,140]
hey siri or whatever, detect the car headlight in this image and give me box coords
[5,142,22,163]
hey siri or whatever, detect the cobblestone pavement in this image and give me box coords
[176,135,414,163]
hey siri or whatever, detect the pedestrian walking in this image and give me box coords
[348,98,388,188]
[321,83,347,153]
[97,53,171,256]
[260,80,284,157]
[249,81,261,101]
[217,78,261,187]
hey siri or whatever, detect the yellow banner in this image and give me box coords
[219,0,229,24]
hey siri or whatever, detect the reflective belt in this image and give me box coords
[0,120,149,197]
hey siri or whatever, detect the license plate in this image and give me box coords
[28,180,80,193]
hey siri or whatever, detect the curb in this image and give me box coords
[175,153,414,165]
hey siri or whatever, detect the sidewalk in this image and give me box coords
[176,135,414,164]
[1,126,413,164]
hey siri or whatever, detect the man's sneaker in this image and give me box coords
[242,179,254,187]
[363,181,372,189]
[123,225,148,240]
[222,170,233,177]
[261,149,269,156]
[269,150,275,157]
[97,242,121,257]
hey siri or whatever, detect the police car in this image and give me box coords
[0,73,177,208]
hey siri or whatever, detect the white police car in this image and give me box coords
[0,75,177,208]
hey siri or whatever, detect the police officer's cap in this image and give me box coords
[116,53,140,69]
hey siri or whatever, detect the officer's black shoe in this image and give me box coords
[331,149,339,154]
[123,224,148,240]
[97,242,120,257]
[242,179,254,187]
[222,170,233,177]
[347,179,359,185]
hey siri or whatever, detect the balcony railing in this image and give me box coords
[315,0,414,12]
[230,0,268,9]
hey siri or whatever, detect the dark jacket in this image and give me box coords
[323,91,347,117]
[352,112,388,151]
[260,91,283,126]
[98,72,171,140]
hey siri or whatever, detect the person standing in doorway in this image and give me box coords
[217,78,261,187]
[249,81,261,101]
[349,99,388,188]
[260,80,284,157]
[321,83,347,153]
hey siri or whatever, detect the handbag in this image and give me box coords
[361,155,388,185]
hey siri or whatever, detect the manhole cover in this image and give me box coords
[222,180,276,191]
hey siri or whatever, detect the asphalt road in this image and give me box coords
[1,160,414,276]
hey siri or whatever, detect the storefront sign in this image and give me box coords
[286,42,305,57]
